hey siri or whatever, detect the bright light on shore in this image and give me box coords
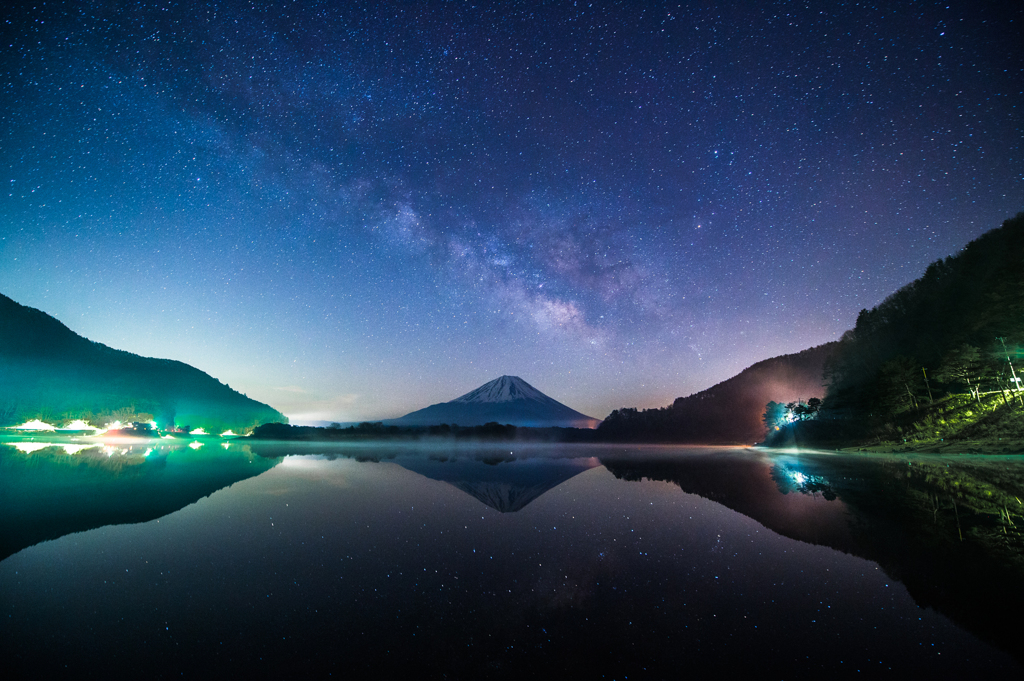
[12,420,56,431]
[58,420,100,432]
[190,428,208,436]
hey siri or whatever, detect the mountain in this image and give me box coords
[823,213,1024,413]
[598,342,837,443]
[774,212,1024,448]
[598,213,1024,448]
[388,375,600,428]
[0,293,287,432]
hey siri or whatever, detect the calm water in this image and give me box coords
[2,440,1022,679]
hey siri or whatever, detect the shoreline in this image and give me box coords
[835,438,1024,455]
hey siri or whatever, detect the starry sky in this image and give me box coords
[2,0,1022,424]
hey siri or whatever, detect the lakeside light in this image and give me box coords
[220,430,237,437]
[58,420,100,432]
[12,419,56,431]
[190,428,208,436]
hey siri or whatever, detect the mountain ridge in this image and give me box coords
[0,293,287,432]
[598,343,836,443]
[451,375,549,404]
[388,375,600,428]
[771,212,1024,449]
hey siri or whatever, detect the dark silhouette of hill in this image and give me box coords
[823,213,1024,415]
[598,342,836,443]
[0,293,286,432]
[770,212,1024,448]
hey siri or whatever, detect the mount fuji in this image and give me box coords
[388,376,600,428]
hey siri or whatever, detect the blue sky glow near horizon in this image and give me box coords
[2,0,1022,424]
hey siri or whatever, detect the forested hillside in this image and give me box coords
[771,213,1024,448]
[0,293,287,432]
[598,342,836,443]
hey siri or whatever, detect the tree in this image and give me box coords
[762,401,789,432]
[878,355,921,414]
[935,344,984,404]
[996,337,1023,407]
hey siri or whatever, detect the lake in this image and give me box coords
[2,440,1022,678]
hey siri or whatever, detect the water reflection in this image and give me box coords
[1,441,1021,677]
[0,440,280,560]
[246,441,602,512]
[603,448,859,552]
[397,454,599,513]
[601,447,1024,665]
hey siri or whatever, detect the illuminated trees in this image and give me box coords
[936,344,985,404]
[763,401,788,431]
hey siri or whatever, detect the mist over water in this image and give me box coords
[1,442,1021,678]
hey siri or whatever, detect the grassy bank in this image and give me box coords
[769,391,1024,453]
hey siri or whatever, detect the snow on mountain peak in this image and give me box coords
[451,375,549,404]
[390,374,600,427]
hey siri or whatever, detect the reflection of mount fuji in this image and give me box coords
[397,455,598,512]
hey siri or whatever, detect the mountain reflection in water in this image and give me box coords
[601,448,1024,665]
[397,455,599,512]
[0,440,280,560]
[1,442,1021,678]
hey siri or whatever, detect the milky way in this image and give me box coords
[2,1,1021,422]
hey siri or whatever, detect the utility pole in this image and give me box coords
[997,337,1022,407]
[921,367,934,403]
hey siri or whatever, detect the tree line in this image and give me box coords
[766,213,1024,446]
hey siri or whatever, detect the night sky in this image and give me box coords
[2,1,1021,424]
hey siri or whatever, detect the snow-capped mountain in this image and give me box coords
[450,375,550,404]
[389,375,600,428]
